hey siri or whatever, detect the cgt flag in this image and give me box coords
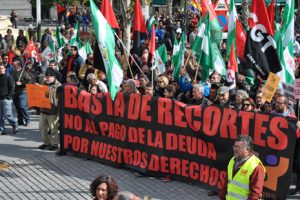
[244,0,281,80]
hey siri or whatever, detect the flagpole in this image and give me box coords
[183,50,192,70]
[18,47,30,82]
[113,32,149,82]
[125,52,134,79]
[17,64,26,82]
[194,65,200,83]
[151,62,154,89]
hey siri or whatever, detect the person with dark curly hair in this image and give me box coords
[90,175,118,200]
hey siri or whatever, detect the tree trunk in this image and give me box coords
[167,0,173,18]
[240,0,249,30]
[120,0,132,53]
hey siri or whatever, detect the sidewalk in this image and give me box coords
[0,113,219,200]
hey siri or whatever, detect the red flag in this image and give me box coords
[74,2,77,13]
[132,0,147,53]
[267,0,275,34]
[25,38,40,62]
[201,0,218,21]
[101,0,119,29]
[236,19,246,59]
[149,26,156,62]
[248,0,273,36]
[226,45,237,92]
[54,3,65,14]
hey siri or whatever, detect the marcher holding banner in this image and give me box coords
[219,135,266,200]
[38,67,61,151]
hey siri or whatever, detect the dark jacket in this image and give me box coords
[187,97,211,106]
[16,35,28,49]
[0,74,15,100]
[67,54,84,77]
[11,69,32,93]
[40,80,62,115]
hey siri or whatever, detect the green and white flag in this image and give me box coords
[90,0,123,100]
[154,44,168,75]
[78,41,93,62]
[172,33,185,81]
[41,46,55,61]
[226,0,237,59]
[277,0,295,84]
[275,24,295,85]
[191,14,212,81]
[55,26,64,48]
[192,14,225,80]
[69,21,81,48]
[148,15,156,32]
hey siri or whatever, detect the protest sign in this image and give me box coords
[26,84,51,109]
[282,83,296,103]
[262,72,280,102]
[294,79,300,99]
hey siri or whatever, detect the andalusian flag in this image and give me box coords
[275,25,295,85]
[172,34,185,81]
[55,26,65,48]
[78,41,93,62]
[194,14,213,81]
[154,44,168,75]
[201,0,222,44]
[201,0,225,77]
[227,0,237,59]
[147,15,156,33]
[90,0,123,100]
[70,21,81,48]
[277,0,295,84]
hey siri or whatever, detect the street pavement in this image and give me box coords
[0,112,299,200]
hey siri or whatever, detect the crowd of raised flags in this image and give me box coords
[13,0,299,103]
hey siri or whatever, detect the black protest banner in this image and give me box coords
[60,85,297,200]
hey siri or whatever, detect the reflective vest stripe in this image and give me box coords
[228,180,250,190]
[227,191,248,200]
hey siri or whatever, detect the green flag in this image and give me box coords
[90,0,123,100]
[70,21,82,48]
[155,44,168,75]
[275,24,295,85]
[78,41,93,61]
[277,0,295,84]
[172,33,185,81]
[191,14,213,81]
[148,15,156,32]
[55,26,65,48]
[226,0,237,59]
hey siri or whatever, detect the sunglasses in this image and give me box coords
[243,103,251,106]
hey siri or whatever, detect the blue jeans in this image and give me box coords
[0,99,18,131]
[13,91,30,125]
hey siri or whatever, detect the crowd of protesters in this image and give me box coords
[1,3,300,197]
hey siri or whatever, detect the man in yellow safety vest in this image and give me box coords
[219,135,266,200]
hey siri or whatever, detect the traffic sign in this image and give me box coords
[215,0,229,11]
[217,14,228,32]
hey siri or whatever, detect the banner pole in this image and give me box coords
[113,32,149,82]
